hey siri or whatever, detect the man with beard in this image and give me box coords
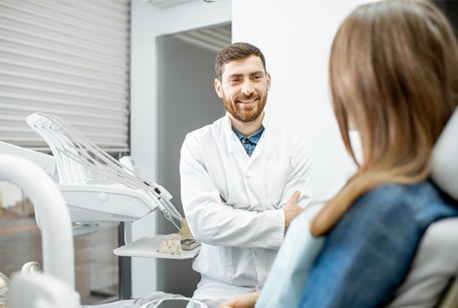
[179,42,313,306]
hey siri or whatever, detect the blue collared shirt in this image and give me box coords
[232,126,265,157]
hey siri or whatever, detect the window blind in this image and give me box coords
[0,0,130,152]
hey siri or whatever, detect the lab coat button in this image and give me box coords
[245,175,250,179]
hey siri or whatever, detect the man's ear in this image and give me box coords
[266,72,271,91]
[214,78,223,98]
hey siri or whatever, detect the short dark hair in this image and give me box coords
[215,42,266,80]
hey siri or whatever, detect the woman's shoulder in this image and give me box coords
[364,180,434,198]
[353,180,458,224]
[362,181,451,206]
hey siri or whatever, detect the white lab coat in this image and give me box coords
[179,114,313,301]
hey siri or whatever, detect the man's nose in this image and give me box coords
[241,81,254,96]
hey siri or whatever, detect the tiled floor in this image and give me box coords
[0,202,119,305]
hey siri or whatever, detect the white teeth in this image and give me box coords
[239,99,256,103]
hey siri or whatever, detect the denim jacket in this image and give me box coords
[299,180,458,308]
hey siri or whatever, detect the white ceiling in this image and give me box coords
[144,0,231,52]
[146,0,218,8]
[174,23,231,53]
[145,0,196,8]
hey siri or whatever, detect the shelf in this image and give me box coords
[113,235,200,259]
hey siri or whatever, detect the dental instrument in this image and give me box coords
[26,112,183,229]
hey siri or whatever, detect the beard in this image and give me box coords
[222,92,267,123]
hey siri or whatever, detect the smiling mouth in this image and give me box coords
[238,98,257,105]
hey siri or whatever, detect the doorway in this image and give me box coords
[156,23,231,296]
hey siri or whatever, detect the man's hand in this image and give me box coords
[283,191,303,232]
[218,291,260,308]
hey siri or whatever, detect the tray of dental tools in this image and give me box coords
[113,234,201,259]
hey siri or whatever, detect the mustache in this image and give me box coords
[237,94,257,100]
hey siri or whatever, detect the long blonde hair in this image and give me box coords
[311,0,458,236]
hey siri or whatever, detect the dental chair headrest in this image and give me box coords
[431,107,458,200]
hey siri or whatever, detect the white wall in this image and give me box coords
[130,0,231,297]
[232,0,370,200]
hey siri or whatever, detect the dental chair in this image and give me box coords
[387,218,458,308]
[386,107,458,308]
[0,155,80,307]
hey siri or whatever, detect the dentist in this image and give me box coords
[179,42,313,306]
